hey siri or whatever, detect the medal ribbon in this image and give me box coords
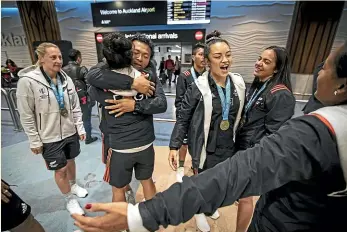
[214,75,231,122]
[41,68,65,110]
[244,80,270,115]
[190,67,198,81]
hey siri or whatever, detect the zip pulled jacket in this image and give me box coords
[170,71,246,169]
[16,66,85,148]
[87,63,167,149]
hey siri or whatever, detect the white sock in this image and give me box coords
[69,180,76,186]
[64,192,73,202]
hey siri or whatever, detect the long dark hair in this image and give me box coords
[252,46,292,91]
[335,40,347,79]
[204,30,230,59]
[102,33,132,69]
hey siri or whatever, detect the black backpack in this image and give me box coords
[74,67,88,106]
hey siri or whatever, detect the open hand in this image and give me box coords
[72,202,129,232]
[105,97,135,118]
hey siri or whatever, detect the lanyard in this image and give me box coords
[41,67,65,110]
[214,75,231,121]
[244,80,270,115]
[191,67,198,81]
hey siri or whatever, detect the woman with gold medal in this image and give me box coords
[234,46,295,232]
[168,30,246,231]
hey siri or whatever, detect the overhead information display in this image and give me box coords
[167,0,211,25]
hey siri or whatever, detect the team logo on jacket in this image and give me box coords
[39,88,48,100]
[233,89,238,97]
[255,97,264,107]
[39,88,45,94]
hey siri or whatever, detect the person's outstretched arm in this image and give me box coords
[138,116,337,230]
[72,115,338,232]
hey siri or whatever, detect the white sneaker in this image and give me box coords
[176,167,184,183]
[66,199,85,215]
[71,184,88,198]
[210,210,220,220]
[195,213,210,232]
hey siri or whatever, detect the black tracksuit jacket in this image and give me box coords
[87,62,167,149]
[138,113,347,232]
[236,80,296,150]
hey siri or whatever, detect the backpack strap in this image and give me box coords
[75,66,81,81]
[310,105,347,197]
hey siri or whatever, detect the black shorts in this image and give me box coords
[42,133,80,170]
[104,144,155,188]
[102,133,110,164]
[1,182,31,231]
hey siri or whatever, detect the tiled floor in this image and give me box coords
[1,83,306,231]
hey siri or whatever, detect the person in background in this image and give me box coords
[174,42,206,181]
[1,180,45,232]
[6,59,18,73]
[5,59,21,82]
[87,33,167,204]
[17,42,88,216]
[165,55,175,86]
[73,41,347,232]
[235,46,295,232]
[62,49,97,144]
[173,56,181,83]
[169,30,246,231]
[159,57,165,74]
[302,62,325,114]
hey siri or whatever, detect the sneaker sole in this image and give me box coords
[73,193,88,198]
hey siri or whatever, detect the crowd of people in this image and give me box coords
[1,29,346,232]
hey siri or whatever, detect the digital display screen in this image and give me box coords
[94,29,206,62]
[167,0,211,25]
[91,1,167,27]
[91,1,211,27]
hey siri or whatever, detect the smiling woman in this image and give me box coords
[234,46,295,232]
[167,30,246,231]
[16,42,88,217]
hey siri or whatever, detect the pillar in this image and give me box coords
[286,1,344,74]
[17,0,61,64]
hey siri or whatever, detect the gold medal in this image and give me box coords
[60,108,68,117]
[220,120,230,131]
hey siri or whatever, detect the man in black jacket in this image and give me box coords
[62,49,97,144]
[174,43,205,181]
[87,34,167,204]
